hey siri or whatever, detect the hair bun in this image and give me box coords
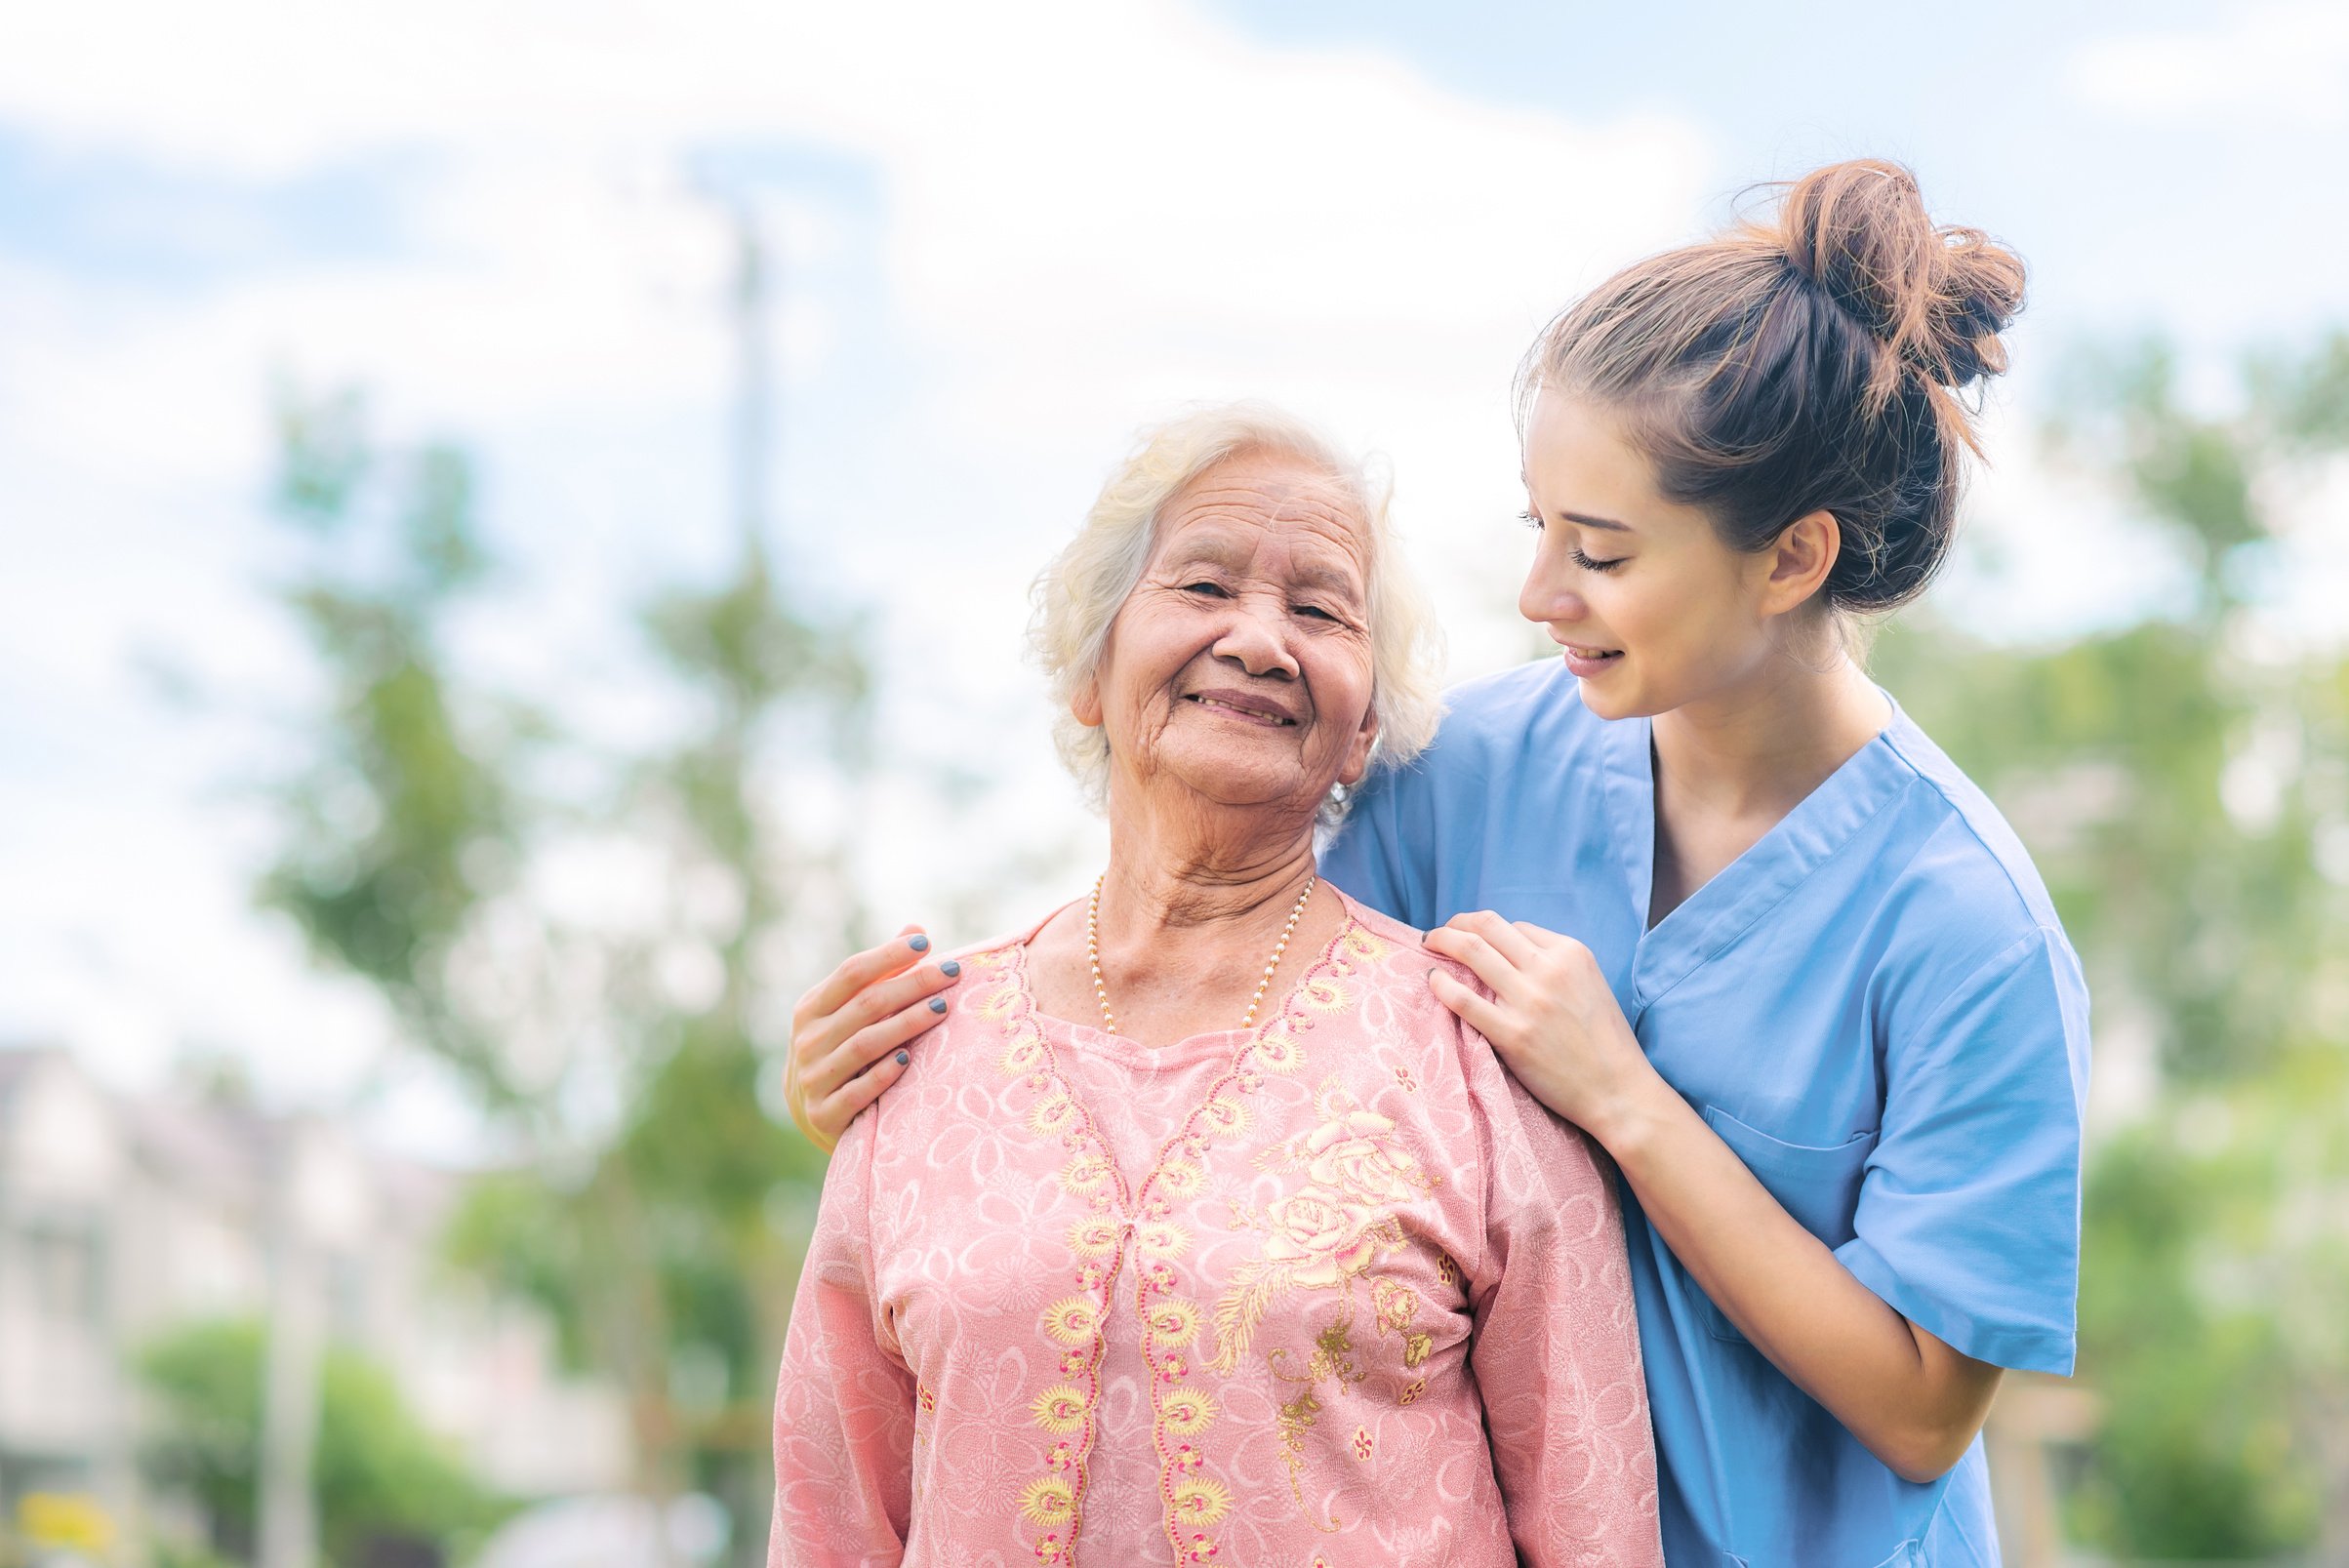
[1775,159,2025,392]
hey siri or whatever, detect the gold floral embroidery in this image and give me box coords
[1168,1476,1232,1526]
[1198,1094,1253,1136]
[1146,1297,1201,1347]
[1158,1387,1218,1437]
[1206,1079,1438,1371]
[982,976,1128,1564]
[1269,1307,1363,1530]
[1370,1277,1434,1368]
[978,982,1023,1022]
[1067,1217,1121,1257]
[1254,1024,1305,1075]
[982,920,1381,1565]
[1019,1475,1076,1526]
[1032,1385,1090,1433]
[1136,1220,1190,1260]
[1189,1028,1439,1533]
[1042,1296,1099,1346]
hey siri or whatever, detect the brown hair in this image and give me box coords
[1519,159,2026,613]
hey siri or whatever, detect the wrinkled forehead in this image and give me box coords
[1154,450,1373,576]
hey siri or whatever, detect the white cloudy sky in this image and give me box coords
[2,0,2343,1158]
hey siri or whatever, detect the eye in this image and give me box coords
[1182,580,1229,597]
[1519,508,1544,532]
[1569,547,1626,574]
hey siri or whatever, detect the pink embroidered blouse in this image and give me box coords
[768,893,1662,1568]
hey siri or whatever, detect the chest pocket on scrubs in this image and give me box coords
[1695,1106,1878,1346]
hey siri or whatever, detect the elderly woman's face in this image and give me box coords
[1077,449,1379,817]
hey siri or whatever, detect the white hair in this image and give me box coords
[1027,402,1446,818]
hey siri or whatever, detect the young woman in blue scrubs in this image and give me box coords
[789,160,2089,1565]
[1328,162,2090,1565]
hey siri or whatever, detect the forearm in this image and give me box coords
[1593,1075,1999,1482]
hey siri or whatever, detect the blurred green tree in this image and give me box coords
[1874,332,2349,1558]
[257,389,871,1567]
[137,1318,503,1567]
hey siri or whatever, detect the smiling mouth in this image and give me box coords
[1185,693,1298,726]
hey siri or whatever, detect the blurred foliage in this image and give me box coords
[137,1319,503,1567]
[1876,330,2349,1559]
[258,387,870,1567]
[260,390,529,1109]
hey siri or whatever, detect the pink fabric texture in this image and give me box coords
[769,894,1662,1567]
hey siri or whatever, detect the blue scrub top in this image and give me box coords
[1321,660,2090,1568]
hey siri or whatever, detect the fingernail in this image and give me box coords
[928,997,948,1014]
[909,935,930,952]
[895,1050,910,1065]
[940,959,961,979]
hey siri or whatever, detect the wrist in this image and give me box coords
[1580,1063,1676,1164]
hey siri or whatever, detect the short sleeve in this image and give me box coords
[1458,1008,1664,1567]
[1835,925,2091,1375]
[769,1112,918,1566]
[1320,764,1438,928]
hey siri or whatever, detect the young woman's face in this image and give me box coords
[1518,389,1790,721]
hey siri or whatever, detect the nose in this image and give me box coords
[1519,556,1588,626]
[1211,595,1300,680]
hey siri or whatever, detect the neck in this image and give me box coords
[1029,783,1333,1045]
[1095,782,1322,939]
[1648,644,1889,819]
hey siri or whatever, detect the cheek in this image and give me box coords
[1621,561,1750,668]
[1317,643,1378,734]
[1103,606,1193,705]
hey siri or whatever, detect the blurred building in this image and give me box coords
[0,1044,630,1548]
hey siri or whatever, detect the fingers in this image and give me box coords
[1426,962,1510,1043]
[798,956,958,1091]
[1442,909,1547,968]
[789,925,960,1150]
[792,926,937,1030]
[1510,919,1570,950]
[1424,921,1528,1001]
[810,990,952,1106]
[809,1043,915,1148]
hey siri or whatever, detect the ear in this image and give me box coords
[1335,702,1381,790]
[1758,508,1842,618]
[1071,667,1104,730]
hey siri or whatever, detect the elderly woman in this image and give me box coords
[769,406,1661,1567]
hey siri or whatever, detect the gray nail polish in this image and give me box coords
[928,997,948,1014]
[941,959,961,979]
[895,1050,910,1065]
[909,935,930,952]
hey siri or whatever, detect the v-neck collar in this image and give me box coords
[1004,887,1370,1069]
[1600,694,1921,1019]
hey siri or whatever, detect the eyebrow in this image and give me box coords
[1519,476,1635,534]
[1164,539,1364,600]
[1296,563,1371,600]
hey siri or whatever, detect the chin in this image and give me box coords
[1570,671,1634,721]
[1161,757,1313,811]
